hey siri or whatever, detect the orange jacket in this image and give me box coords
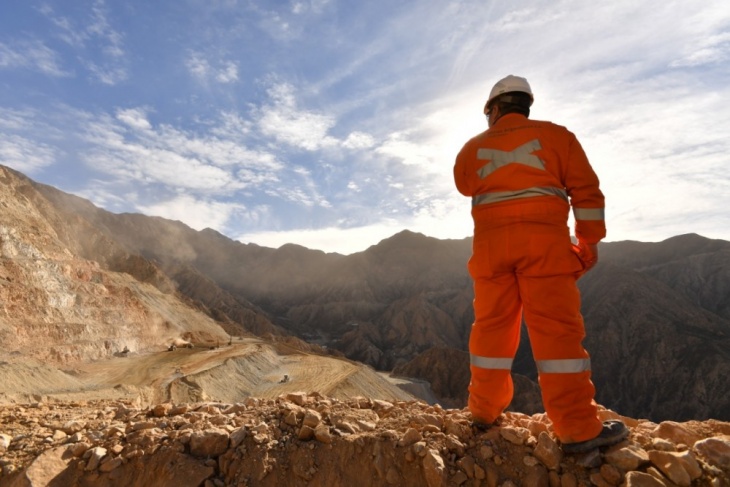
[454,113,605,244]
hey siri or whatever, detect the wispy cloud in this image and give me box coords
[255,82,338,151]
[80,108,281,193]
[186,52,239,85]
[38,0,128,84]
[0,134,56,173]
[137,194,245,232]
[0,39,70,77]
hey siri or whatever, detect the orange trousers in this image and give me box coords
[467,200,603,443]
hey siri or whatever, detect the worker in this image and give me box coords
[453,75,628,453]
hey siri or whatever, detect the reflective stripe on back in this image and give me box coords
[477,139,545,179]
[470,354,513,370]
[472,186,568,206]
[536,358,591,374]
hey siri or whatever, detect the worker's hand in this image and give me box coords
[575,240,598,272]
[570,240,598,279]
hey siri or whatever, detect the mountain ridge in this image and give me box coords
[2,164,730,423]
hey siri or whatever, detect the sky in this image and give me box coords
[1,0,729,255]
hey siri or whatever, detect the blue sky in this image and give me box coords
[1,0,729,254]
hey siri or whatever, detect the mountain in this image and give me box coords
[2,164,730,424]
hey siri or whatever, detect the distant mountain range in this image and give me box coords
[2,164,728,422]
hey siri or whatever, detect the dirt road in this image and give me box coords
[23,337,418,406]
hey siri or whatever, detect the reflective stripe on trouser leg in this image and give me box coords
[518,273,602,443]
[468,271,522,424]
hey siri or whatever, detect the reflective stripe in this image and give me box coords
[470,354,513,370]
[477,139,545,179]
[536,358,591,374]
[472,186,568,206]
[573,207,605,221]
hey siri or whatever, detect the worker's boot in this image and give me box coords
[561,420,629,454]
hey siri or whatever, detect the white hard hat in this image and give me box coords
[485,75,533,111]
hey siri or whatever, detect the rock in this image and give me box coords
[385,466,401,485]
[84,446,107,471]
[533,431,562,470]
[151,403,172,417]
[456,455,476,478]
[413,441,428,457]
[651,437,676,451]
[51,430,67,441]
[302,409,322,428]
[624,471,667,486]
[285,392,308,406]
[604,443,650,471]
[560,472,578,487]
[99,456,123,472]
[422,449,446,487]
[599,464,623,486]
[480,444,494,460]
[693,436,730,469]
[0,433,12,452]
[130,421,157,431]
[648,450,702,487]
[500,426,532,445]
[575,448,602,469]
[189,428,229,457]
[645,466,672,484]
[314,424,332,444]
[70,441,90,457]
[451,470,469,485]
[229,426,247,448]
[284,411,298,426]
[443,418,470,440]
[652,421,701,447]
[28,447,72,483]
[61,420,85,435]
[523,464,549,487]
[399,428,423,447]
[298,425,314,441]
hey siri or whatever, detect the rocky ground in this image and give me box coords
[1,395,728,487]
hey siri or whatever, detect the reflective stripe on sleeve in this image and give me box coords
[472,186,568,206]
[536,358,591,374]
[573,207,605,221]
[470,354,513,370]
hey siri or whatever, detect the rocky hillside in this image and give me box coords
[0,166,231,366]
[1,396,730,487]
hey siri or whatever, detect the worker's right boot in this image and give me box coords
[561,420,629,454]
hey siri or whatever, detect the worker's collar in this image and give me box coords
[493,112,528,126]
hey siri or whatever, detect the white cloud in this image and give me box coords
[0,40,70,77]
[216,61,239,83]
[670,31,730,67]
[342,131,375,150]
[38,0,128,84]
[186,53,210,80]
[81,110,283,193]
[116,108,152,131]
[0,134,56,173]
[375,131,441,172]
[238,220,403,255]
[256,82,338,150]
[186,52,239,85]
[137,194,245,233]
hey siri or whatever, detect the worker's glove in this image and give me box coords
[571,239,598,275]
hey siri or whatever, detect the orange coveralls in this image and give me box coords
[453,113,605,443]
